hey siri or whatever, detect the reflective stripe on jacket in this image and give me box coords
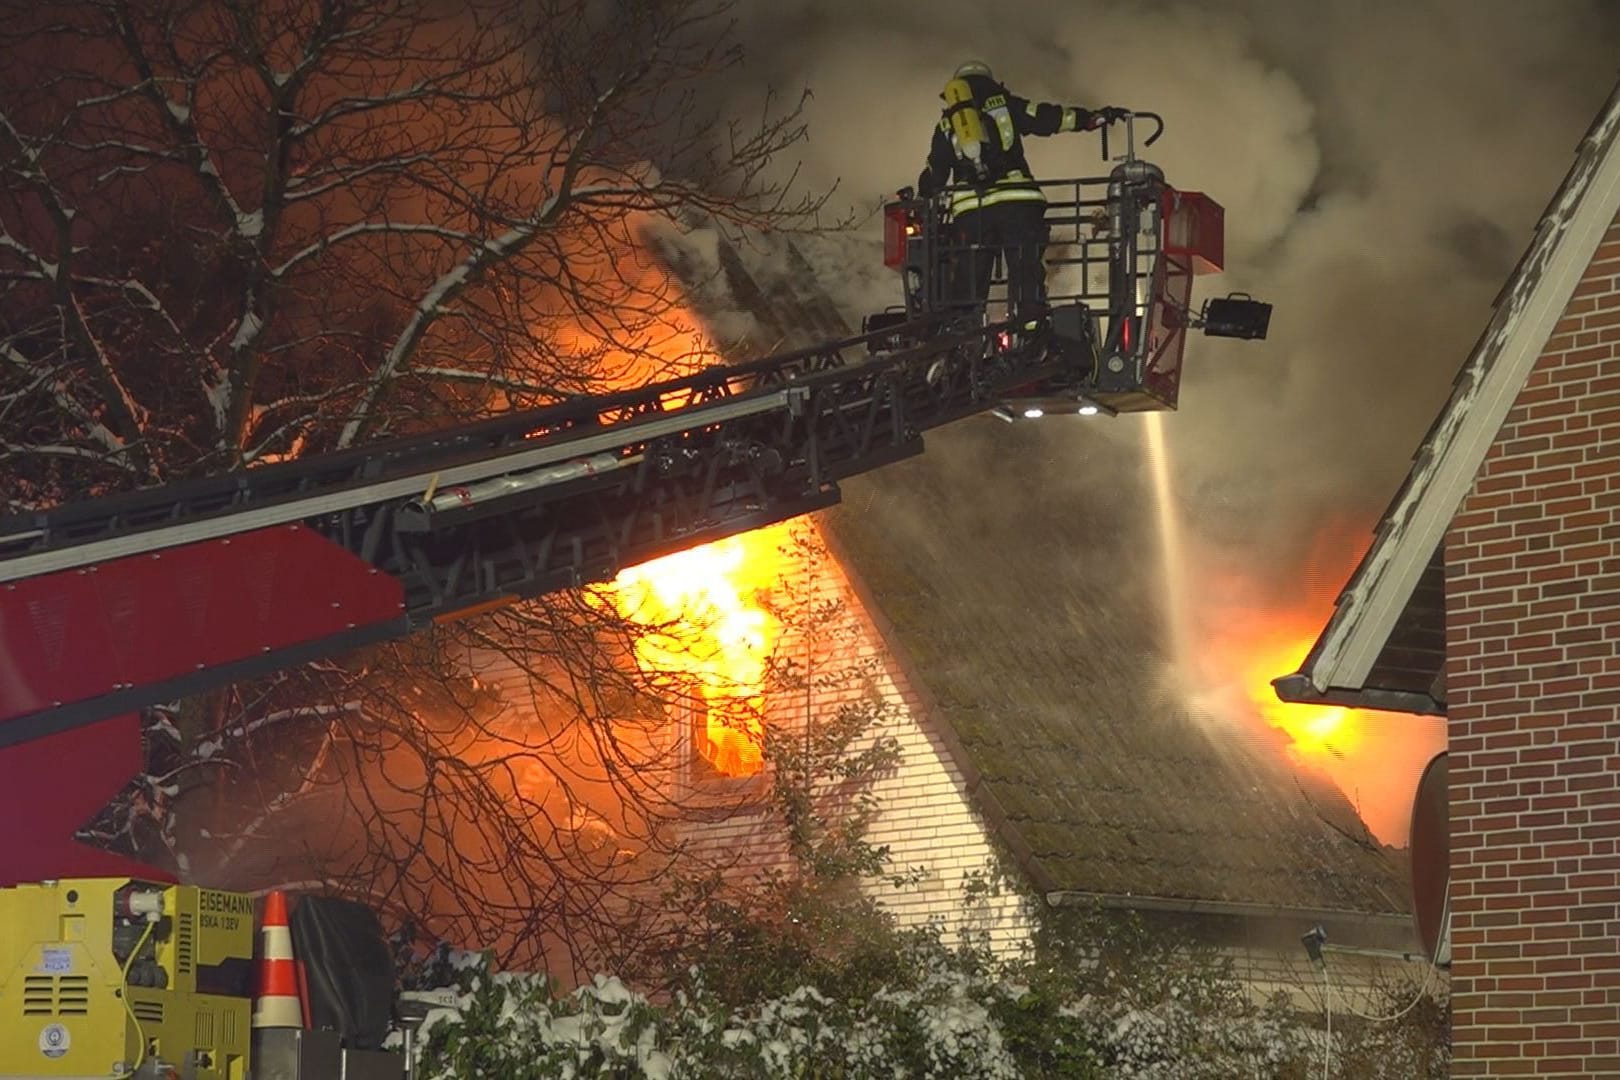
[947,170,1046,215]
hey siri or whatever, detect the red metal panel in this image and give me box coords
[1162,189,1224,275]
[0,524,404,723]
[883,204,913,270]
[1142,254,1194,408]
[0,714,171,886]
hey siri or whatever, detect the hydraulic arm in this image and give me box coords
[0,108,1271,884]
[0,314,1080,748]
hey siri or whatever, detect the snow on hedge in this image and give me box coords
[414,956,1444,1079]
[418,966,1027,1079]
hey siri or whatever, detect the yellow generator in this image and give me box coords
[0,878,253,1079]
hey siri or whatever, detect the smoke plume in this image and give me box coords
[722,0,1618,550]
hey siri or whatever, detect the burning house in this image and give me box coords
[1278,76,1620,1073]
[613,222,1427,993]
[11,197,1437,998]
[0,93,1442,1000]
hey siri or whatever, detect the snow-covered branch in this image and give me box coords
[110,2,247,228]
[0,440,142,466]
[411,367,568,398]
[330,42,665,448]
[0,112,150,452]
[287,82,437,138]
[271,221,486,279]
[195,701,365,761]
[0,344,128,455]
[336,207,565,448]
[283,153,438,202]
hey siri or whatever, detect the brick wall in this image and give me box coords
[1445,215,1620,1076]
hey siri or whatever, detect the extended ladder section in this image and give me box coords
[0,314,1083,745]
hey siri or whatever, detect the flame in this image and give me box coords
[542,252,792,777]
[603,525,791,776]
[1240,630,1362,762]
[1195,526,1447,846]
[1244,627,1443,847]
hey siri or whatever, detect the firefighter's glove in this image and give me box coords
[1088,106,1131,129]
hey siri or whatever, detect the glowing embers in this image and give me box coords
[604,524,792,777]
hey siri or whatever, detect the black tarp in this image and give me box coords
[289,895,394,1049]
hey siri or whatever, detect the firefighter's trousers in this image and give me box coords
[949,200,1050,325]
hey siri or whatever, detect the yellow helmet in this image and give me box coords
[953,60,994,81]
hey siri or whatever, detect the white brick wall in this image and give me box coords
[666,519,1034,952]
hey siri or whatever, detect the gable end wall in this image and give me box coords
[1446,214,1620,1077]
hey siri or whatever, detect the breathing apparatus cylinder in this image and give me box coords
[942,77,986,177]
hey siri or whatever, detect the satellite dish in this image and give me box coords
[1409,751,1450,967]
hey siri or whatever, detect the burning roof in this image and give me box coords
[654,220,1411,918]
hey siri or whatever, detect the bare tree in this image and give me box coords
[5,0,841,977]
[77,522,891,980]
[0,0,818,500]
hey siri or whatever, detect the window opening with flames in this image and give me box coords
[599,524,794,778]
[566,269,797,779]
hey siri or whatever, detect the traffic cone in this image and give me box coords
[251,890,303,1029]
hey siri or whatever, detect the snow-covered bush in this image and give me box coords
[414,927,1447,1079]
[416,951,1027,1079]
[420,973,674,1080]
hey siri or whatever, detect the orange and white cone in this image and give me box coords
[251,890,303,1029]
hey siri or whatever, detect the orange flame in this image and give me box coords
[1198,527,1447,846]
[603,525,791,777]
[1244,628,1442,846]
[557,267,792,776]
[1241,633,1362,763]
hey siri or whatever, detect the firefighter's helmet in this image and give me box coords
[953,60,994,81]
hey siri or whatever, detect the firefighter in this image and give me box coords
[918,60,1126,329]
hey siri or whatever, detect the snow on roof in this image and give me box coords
[1276,75,1620,712]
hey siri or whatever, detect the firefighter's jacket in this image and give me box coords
[918,74,1096,216]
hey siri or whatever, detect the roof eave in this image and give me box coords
[1043,889,1413,927]
[1271,672,1445,717]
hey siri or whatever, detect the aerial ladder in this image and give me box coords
[0,109,1274,1080]
[0,112,1270,885]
